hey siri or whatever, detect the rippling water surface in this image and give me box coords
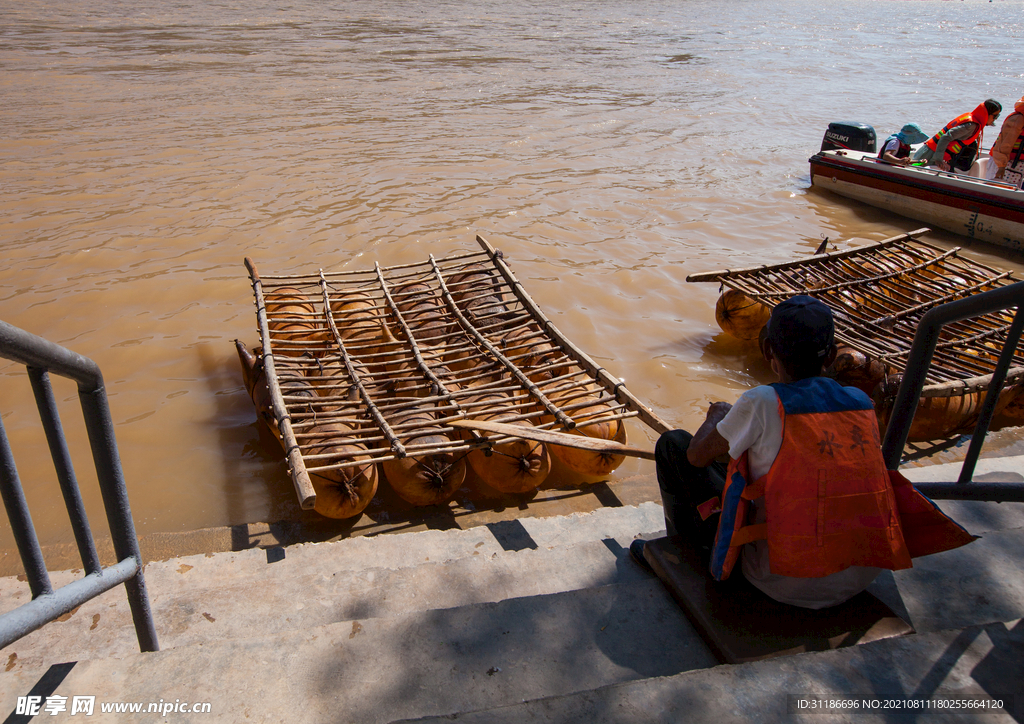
[2,0,1022,545]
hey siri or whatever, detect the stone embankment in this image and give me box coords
[0,458,1021,723]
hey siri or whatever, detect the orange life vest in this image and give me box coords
[924,107,988,164]
[709,378,976,581]
[1009,111,1024,166]
[878,136,910,160]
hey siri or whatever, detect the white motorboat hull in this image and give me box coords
[810,149,1024,252]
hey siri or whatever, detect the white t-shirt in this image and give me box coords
[716,385,881,610]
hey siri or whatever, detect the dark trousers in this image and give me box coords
[655,430,728,561]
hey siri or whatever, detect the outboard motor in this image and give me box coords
[820,122,876,153]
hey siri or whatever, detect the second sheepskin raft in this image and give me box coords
[689,228,1024,442]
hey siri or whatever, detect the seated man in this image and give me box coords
[632,296,918,609]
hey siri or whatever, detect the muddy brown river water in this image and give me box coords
[2,0,1023,548]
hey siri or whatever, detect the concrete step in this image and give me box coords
[833,494,1024,639]
[2,483,1022,723]
[900,455,1024,484]
[392,619,1024,724]
[0,577,717,724]
[886,496,1024,636]
[0,504,666,672]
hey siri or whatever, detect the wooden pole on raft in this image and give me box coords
[449,419,657,460]
[244,257,317,510]
[683,228,934,283]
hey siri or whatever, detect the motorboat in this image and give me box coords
[809,122,1024,252]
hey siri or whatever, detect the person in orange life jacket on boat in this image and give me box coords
[912,99,1002,172]
[629,296,975,610]
[877,123,928,165]
[990,94,1024,190]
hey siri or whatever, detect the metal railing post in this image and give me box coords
[881,281,1024,502]
[79,383,159,652]
[0,415,53,599]
[0,319,158,653]
[28,367,102,575]
[957,306,1024,483]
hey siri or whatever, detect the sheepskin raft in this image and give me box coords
[688,228,1024,443]
[241,235,668,517]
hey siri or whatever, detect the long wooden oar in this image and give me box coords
[448,418,657,460]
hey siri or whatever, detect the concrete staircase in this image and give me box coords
[1,476,1022,723]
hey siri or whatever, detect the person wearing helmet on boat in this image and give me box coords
[912,99,1002,172]
[629,296,974,610]
[877,123,929,165]
[990,93,1024,190]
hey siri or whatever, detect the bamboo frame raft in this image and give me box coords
[688,228,1024,440]
[244,235,669,512]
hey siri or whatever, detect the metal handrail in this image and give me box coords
[881,282,1024,502]
[0,320,158,652]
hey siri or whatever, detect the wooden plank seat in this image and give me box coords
[642,535,914,665]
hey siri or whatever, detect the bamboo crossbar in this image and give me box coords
[428,255,573,429]
[866,272,1014,327]
[920,366,1024,398]
[245,239,660,505]
[319,272,406,458]
[374,263,459,409]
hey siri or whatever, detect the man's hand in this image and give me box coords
[686,402,732,468]
[705,401,732,424]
